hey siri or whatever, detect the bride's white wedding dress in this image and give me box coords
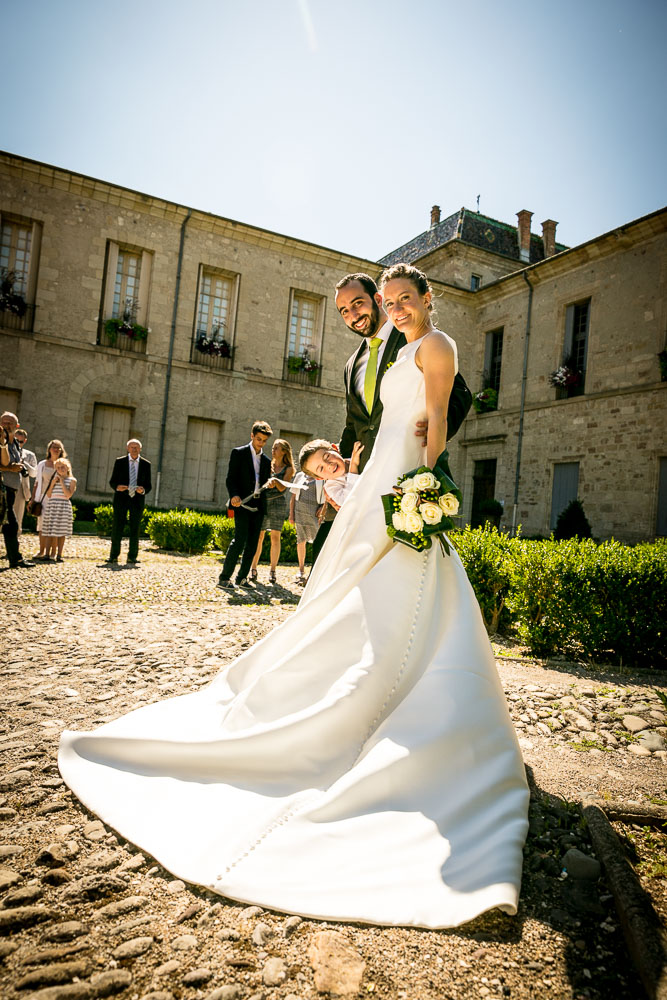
[59,333,529,929]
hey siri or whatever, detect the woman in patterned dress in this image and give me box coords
[250,439,295,584]
[41,457,77,562]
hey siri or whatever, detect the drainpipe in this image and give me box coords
[512,271,533,535]
[155,208,192,506]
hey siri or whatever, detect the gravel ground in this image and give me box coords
[1,536,665,1000]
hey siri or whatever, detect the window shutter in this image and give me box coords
[103,242,119,320]
[137,250,152,326]
[562,304,575,362]
[483,332,493,384]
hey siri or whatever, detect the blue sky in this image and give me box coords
[2,0,665,260]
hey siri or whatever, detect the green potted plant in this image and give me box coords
[472,386,498,413]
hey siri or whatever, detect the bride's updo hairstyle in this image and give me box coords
[379,262,434,313]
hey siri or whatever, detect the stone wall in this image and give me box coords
[2,152,665,539]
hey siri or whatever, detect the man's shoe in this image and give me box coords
[10,559,35,568]
[236,578,253,588]
[127,559,139,564]
[216,578,234,590]
[105,558,118,565]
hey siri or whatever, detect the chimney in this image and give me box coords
[430,205,441,228]
[541,219,557,258]
[516,209,533,263]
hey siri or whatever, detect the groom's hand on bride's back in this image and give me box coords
[415,420,428,443]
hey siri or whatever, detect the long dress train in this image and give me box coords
[59,334,529,929]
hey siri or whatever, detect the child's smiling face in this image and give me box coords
[303,448,346,481]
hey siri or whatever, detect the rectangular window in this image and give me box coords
[112,249,142,321]
[87,404,133,493]
[288,292,319,358]
[0,215,41,332]
[99,241,152,353]
[191,268,238,371]
[181,418,222,503]
[550,461,579,530]
[483,327,504,396]
[284,290,324,386]
[470,274,481,291]
[471,458,498,528]
[561,299,590,397]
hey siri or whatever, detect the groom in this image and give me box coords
[312,272,471,558]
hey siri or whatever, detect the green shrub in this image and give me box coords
[94,504,152,538]
[554,499,592,540]
[451,525,514,633]
[147,509,219,554]
[505,536,666,667]
[212,516,311,564]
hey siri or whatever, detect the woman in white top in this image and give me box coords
[32,439,68,562]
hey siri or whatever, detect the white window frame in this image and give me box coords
[0,212,42,307]
[286,289,325,362]
[193,266,239,346]
[102,241,152,327]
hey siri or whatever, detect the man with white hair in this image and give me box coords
[106,439,152,565]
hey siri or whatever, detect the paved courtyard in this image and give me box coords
[1,536,665,1000]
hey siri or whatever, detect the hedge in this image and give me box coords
[213,517,312,564]
[94,504,152,538]
[147,509,220,555]
[451,527,666,668]
[91,506,665,667]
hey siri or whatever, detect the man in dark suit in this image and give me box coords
[217,421,272,590]
[312,272,471,558]
[107,439,152,565]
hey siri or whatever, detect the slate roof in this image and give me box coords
[379,208,568,267]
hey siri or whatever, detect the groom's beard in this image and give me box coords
[351,301,382,339]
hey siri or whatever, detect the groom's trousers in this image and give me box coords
[220,507,262,582]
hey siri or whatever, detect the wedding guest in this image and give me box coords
[288,470,319,584]
[299,439,364,510]
[107,439,152,565]
[217,421,272,590]
[41,457,77,561]
[32,440,68,562]
[250,438,295,585]
[0,411,34,568]
[13,427,37,536]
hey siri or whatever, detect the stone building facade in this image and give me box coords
[1,151,665,541]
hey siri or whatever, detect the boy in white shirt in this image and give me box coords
[299,439,364,511]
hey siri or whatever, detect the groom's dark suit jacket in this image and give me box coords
[226,444,271,514]
[339,328,472,472]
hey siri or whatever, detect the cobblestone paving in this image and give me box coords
[1,537,665,1000]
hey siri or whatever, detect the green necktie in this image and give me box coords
[363,337,383,413]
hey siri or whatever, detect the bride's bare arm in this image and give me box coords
[417,335,455,469]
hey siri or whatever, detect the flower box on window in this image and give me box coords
[284,350,322,386]
[472,386,498,414]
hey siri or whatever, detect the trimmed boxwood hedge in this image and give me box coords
[93,506,665,667]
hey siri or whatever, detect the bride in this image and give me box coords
[59,263,529,930]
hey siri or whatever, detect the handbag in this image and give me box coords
[28,469,56,516]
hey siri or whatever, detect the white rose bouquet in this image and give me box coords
[381,451,462,554]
